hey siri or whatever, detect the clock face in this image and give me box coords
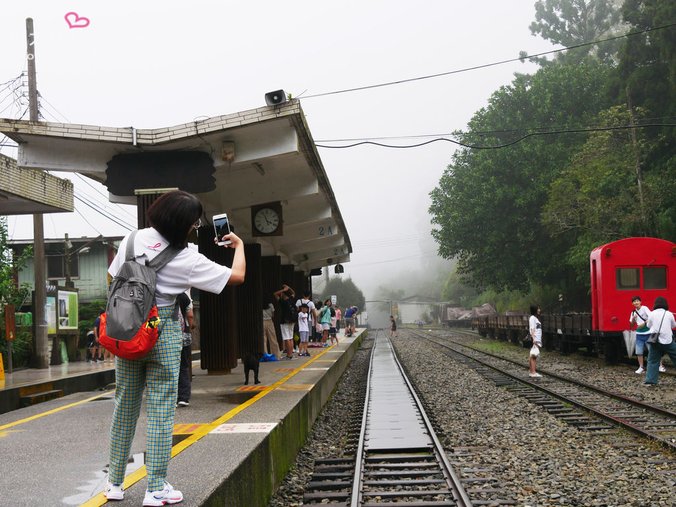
[254,208,280,234]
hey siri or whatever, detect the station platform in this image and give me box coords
[0,330,365,507]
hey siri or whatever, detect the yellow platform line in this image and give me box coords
[81,344,337,506]
[0,391,110,432]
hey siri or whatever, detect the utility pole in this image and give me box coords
[64,233,74,288]
[26,17,49,368]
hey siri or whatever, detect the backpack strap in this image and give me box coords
[147,244,182,272]
[125,230,139,261]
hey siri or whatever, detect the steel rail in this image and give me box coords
[349,328,377,507]
[414,330,676,452]
[349,331,472,507]
[435,329,676,419]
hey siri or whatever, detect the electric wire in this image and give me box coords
[300,23,676,100]
[313,116,676,143]
[316,123,676,150]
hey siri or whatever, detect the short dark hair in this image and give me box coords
[653,296,669,311]
[631,295,642,303]
[146,190,203,247]
[530,305,540,316]
[300,303,309,311]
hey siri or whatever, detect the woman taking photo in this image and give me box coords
[104,190,245,506]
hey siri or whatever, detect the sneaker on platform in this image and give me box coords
[659,365,666,373]
[529,372,542,378]
[635,367,645,374]
[177,400,190,407]
[143,482,183,506]
[104,482,124,501]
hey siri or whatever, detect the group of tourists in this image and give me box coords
[629,295,675,386]
[527,296,675,385]
[267,286,359,360]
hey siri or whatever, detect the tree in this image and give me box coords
[527,0,626,65]
[0,217,32,310]
[429,62,612,293]
[319,278,365,310]
[0,217,33,367]
[542,105,668,284]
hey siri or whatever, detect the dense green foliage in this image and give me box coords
[319,278,365,310]
[0,217,34,368]
[429,0,675,310]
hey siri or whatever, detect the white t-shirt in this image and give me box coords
[529,315,542,345]
[298,311,309,332]
[629,305,651,333]
[647,308,675,345]
[296,298,316,324]
[109,228,232,307]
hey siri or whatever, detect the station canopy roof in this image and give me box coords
[0,100,351,272]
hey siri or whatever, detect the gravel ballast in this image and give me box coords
[269,330,675,506]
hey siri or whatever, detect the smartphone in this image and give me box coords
[213,213,232,245]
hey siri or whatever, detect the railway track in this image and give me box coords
[414,329,676,452]
[303,331,510,506]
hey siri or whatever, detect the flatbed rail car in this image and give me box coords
[474,313,595,352]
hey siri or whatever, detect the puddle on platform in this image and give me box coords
[222,391,258,404]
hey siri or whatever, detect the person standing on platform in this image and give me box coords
[297,303,310,357]
[644,296,676,386]
[94,309,111,362]
[176,291,194,407]
[390,315,397,338]
[296,290,316,341]
[318,299,332,347]
[335,306,342,335]
[262,296,281,359]
[329,305,338,345]
[528,305,543,378]
[274,284,296,359]
[104,190,246,506]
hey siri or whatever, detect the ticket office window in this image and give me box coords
[615,267,666,290]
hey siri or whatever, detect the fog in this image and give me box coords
[0,1,556,301]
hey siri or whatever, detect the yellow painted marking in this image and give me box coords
[173,423,205,435]
[274,368,297,372]
[0,429,22,438]
[235,385,267,392]
[80,344,336,506]
[277,384,313,391]
[0,391,110,433]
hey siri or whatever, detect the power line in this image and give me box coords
[314,116,676,143]
[316,123,676,150]
[300,23,676,100]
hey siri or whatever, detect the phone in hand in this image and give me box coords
[213,213,232,245]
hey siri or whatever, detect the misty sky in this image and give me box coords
[0,1,557,298]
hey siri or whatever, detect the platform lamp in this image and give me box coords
[334,264,344,274]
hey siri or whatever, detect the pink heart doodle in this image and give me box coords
[64,12,90,29]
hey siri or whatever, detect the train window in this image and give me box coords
[616,268,640,290]
[644,267,667,289]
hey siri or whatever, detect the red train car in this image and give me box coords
[590,237,676,333]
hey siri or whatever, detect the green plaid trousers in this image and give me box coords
[108,306,182,491]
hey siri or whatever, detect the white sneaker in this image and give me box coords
[529,372,542,378]
[659,365,667,373]
[143,482,183,506]
[635,367,645,374]
[104,482,124,501]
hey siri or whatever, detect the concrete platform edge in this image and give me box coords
[204,332,365,507]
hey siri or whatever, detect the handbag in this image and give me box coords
[522,333,533,347]
[646,311,666,344]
